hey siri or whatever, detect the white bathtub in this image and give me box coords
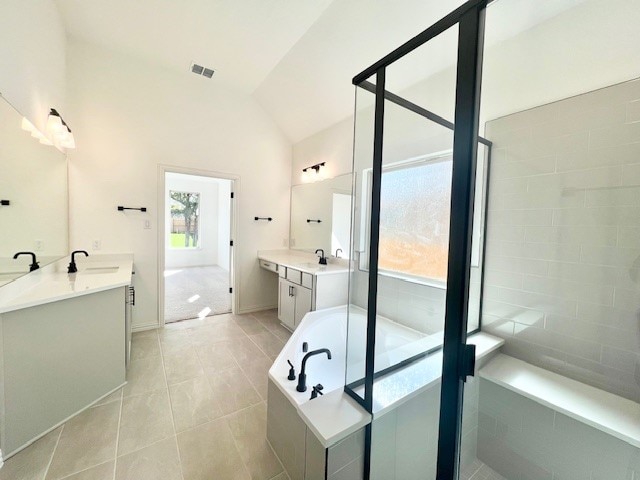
[268,305,443,407]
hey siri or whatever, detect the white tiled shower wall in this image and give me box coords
[482,78,640,402]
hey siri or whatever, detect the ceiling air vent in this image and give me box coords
[190,63,214,79]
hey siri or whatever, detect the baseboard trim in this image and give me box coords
[132,324,160,333]
[2,381,127,461]
[237,304,278,314]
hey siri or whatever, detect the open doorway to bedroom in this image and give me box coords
[162,170,235,324]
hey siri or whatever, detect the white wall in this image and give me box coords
[165,173,219,269]
[0,0,67,133]
[66,41,291,329]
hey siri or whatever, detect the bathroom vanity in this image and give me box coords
[258,250,349,331]
[0,254,133,460]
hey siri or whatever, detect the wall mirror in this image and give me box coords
[0,95,69,286]
[290,173,352,258]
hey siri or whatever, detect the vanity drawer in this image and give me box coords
[301,272,313,289]
[286,268,302,285]
[278,266,287,278]
[259,260,278,273]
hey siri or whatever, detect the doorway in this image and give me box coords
[159,168,236,325]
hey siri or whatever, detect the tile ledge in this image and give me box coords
[480,353,640,448]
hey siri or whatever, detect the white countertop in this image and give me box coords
[258,249,350,275]
[0,254,134,314]
[480,354,640,448]
[298,389,371,448]
[350,332,504,417]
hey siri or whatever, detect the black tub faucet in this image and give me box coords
[68,250,89,273]
[296,348,332,392]
[315,249,327,265]
[13,251,39,271]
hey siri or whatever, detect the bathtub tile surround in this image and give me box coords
[483,78,640,402]
[0,310,291,480]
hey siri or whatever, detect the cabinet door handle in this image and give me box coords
[289,285,294,297]
[130,286,135,306]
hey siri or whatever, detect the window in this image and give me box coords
[169,191,200,248]
[361,152,453,285]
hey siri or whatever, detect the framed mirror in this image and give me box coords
[0,96,68,285]
[290,173,352,258]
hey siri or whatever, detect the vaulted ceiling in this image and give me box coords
[55,0,614,144]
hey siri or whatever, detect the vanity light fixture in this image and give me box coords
[46,109,75,149]
[21,117,53,145]
[302,162,326,183]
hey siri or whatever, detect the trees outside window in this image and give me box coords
[170,191,200,248]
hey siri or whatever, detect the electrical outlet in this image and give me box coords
[144,219,151,229]
[290,238,296,247]
[92,239,101,251]
[34,240,44,251]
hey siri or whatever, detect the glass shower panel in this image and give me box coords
[461,1,640,479]
[344,14,491,477]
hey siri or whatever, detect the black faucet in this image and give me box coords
[296,348,332,392]
[310,384,324,400]
[13,251,39,271]
[68,250,89,273]
[315,249,327,265]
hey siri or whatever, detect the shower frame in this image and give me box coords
[348,0,491,478]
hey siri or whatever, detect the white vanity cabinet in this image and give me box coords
[278,273,313,330]
[0,254,133,459]
[259,252,349,332]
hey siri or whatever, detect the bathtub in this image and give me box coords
[268,304,443,407]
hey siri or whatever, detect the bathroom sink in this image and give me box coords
[294,262,325,269]
[81,266,120,274]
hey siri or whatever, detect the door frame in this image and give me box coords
[157,164,240,326]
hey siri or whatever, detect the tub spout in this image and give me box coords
[296,348,331,393]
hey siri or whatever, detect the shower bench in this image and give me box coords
[477,354,640,479]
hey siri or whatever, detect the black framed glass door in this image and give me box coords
[346,1,489,479]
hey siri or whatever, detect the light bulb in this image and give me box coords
[21,117,35,132]
[60,132,75,149]
[46,113,65,136]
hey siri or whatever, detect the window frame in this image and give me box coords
[358,149,454,289]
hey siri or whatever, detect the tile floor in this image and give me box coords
[0,309,292,480]
[460,459,508,480]
[1,307,510,480]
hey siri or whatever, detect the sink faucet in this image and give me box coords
[335,248,343,258]
[13,251,39,271]
[68,250,89,273]
[315,249,327,265]
[296,348,332,392]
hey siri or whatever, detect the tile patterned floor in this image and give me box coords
[0,309,292,480]
[460,459,508,480]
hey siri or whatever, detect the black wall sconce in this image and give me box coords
[302,162,326,182]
